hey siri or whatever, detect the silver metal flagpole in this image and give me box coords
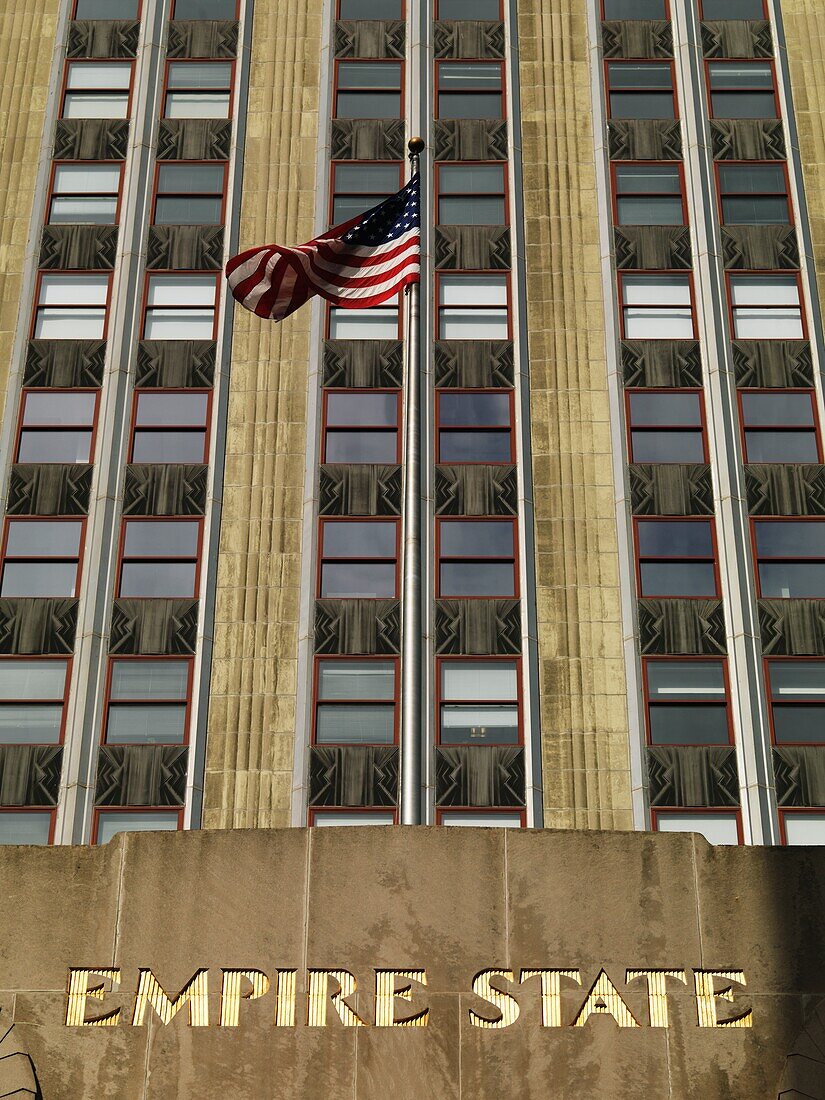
[400,136,425,826]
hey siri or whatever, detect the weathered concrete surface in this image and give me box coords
[1,827,822,1098]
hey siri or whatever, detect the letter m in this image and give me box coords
[132,969,210,1027]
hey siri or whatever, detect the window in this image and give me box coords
[627,391,705,463]
[0,659,69,745]
[437,391,513,463]
[62,62,131,119]
[318,520,398,598]
[437,165,506,226]
[613,164,684,226]
[118,519,201,598]
[95,810,180,844]
[439,811,523,827]
[34,274,110,340]
[718,164,790,225]
[339,0,403,17]
[607,62,675,119]
[173,0,238,16]
[131,391,210,463]
[700,0,766,20]
[49,164,121,225]
[654,811,740,844]
[104,659,191,745]
[635,519,717,597]
[603,0,667,15]
[335,62,402,119]
[437,63,503,119]
[766,660,825,744]
[0,520,83,598]
[708,62,777,119]
[729,275,803,339]
[75,0,140,15]
[331,163,401,225]
[438,659,519,744]
[16,390,97,464]
[154,164,226,225]
[314,659,397,745]
[322,391,399,463]
[329,299,399,339]
[143,274,217,340]
[438,274,509,340]
[620,274,694,339]
[310,811,394,826]
[754,520,825,598]
[740,392,819,463]
[164,62,232,119]
[644,659,730,745]
[437,519,517,597]
[782,812,825,846]
[0,811,53,845]
[438,0,501,16]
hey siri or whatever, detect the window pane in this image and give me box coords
[609,63,672,89]
[440,561,515,597]
[625,308,694,339]
[640,562,717,596]
[712,91,776,119]
[50,196,118,225]
[439,274,508,306]
[742,393,814,426]
[165,92,230,119]
[623,275,691,306]
[325,431,397,463]
[603,0,666,14]
[155,196,224,225]
[647,661,726,700]
[1,562,78,598]
[96,811,178,843]
[759,563,825,598]
[439,0,501,15]
[144,309,214,339]
[147,275,217,306]
[631,431,705,462]
[66,62,132,90]
[40,273,109,306]
[617,196,683,226]
[615,165,681,194]
[23,393,96,425]
[630,393,702,426]
[327,393,396,427]
[335,165,400,192]
[136,393,209,426]
[441,811,522,827]
[439,196,506,225]
[745,431,818,463]
[316,705,394,744]
[730,275,799,306]
[439,63,502,90]
[329,307,397,339]
[0,705,63,745]
[340,1,404,19]
[124,520,200,556]
[719,164,785,194]
[637,520,713,556]
[110,661,189,700]
[773,708,825,744]
[323,521,396,557]
[313,811,394,826]
[439,93,502,119]
[333,195,388,223]
[0,812,51,845]
[649,705,730,744]
[440,393,510,426]
[54,164,120,193]
[733,308,803,339]
[63,93,129,119]
[35,309,106,340]
[722,196,789,224]
[784,814,825,846]
[338,63,401,89]
[709,62,773,89]
[76,0,139,14]
[18,431,92,463]
[755,521,825,557]
[440,520,513,557]
[0,661,67,700]
[167,62,232,89]
[174,0,238,17]
[440,166,505,194]
[442,660,517,700]
[439,431,511,463]
[656,813,739,844]
[120,562,197,597]
[318,660,395,700]
[440,309,509,340]
[6,521,82,557]
[440,704,519,744]
[702,0,765,16]
[158,164,225,194]
[107,705,187,744]
[769,662,825,701]
[610,91,674,119]
[320,562,396,597]
[132,431,206,463]
[336,92,401,118]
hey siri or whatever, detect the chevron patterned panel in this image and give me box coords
[721,226,799,270]
[621,340,702,388]
[136,341,216,387]
[308,746,398,807]
[322,340,403,388]
[0,745,62,806]
[157,119,231,160]
[638,599,727,655]
[123,465,208,516]
[330,120,405,160]
[67,20,139,58]
[745,464,825,516]
[601,20,673,58]
[333,20,405,59]
[434,225,511,270]
[607,120,682,160]
[434,120,508,161]
[710,119,786,160]
[167,19,239,58]
[146,226,224,271]
[773,746,825,807]
[24,340,106,388]
[647,746,739,808]
[95,746,188,807]
[435,746,525,807]
[629,464,714,517]
[732,340,813,388]
[435,465,518,517]
[0,600,77,655]
[53,119,129,160]
[435,600,521,655]
[318,465,401,516]
[314,600,400,655]
[433,20,505,59]
[701,20,773,59]
[39,225,118,270]
[434,341,514,388]
[614,226,692,270]
[7,465,93,516]
[109,600,198,655]
[759,599,825,656]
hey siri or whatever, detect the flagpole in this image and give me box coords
[400,136,425,826]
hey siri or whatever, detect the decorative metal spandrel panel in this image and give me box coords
[433,120,508,162]
[318,466,401,517]
[136,341,216,388]
[95,746,188,807]
[601,21,673,59]
[167,20,239,58]
[614,226,692,271]
[331,120,405,161]
[629,465,714,517]
[745,465,825,517]
[7,465,93,516]
[710,120,786,160]
[40,225,118,270]
[308,746,399,807]
[24,340,106,388]
[759,600,825,656]
[621,341,702,388]
[0,600,77,655]
[67,20,140,58]
[123,465,208,517]
[434,341,514,388]
[721,226,799,270]
[435,465,518,517]
[334,20,405,59]
[147,226,224,271]
[435,600,521,655]
[647,746,740,808]
[157,120,232,161]
[110,600,199,656]
[434,226,511,271]
[435,746,525,807]
[322,341,403,388]
[607,120,682,161]
[0,745,62,807]
[701,21,773,59]
[638,599,727,655]
[433,20,505,59]
[314,600,400,655]
[773,746,825,808]
[732,340,813,388]
[54,119,129,160]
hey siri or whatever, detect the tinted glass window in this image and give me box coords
[327,393,396,426]
[0,812,52,845]
[440,520,513,557]
[76,0,140,14]
[440,393,510,426]
[322,522,396,557]
[637,520,713,556]
[755,521,825,557]
[630,393,702,426]
[439,0,501,15]
[110,661,188,700]
[701,0,764,17]
[615,165,682,225]
[339,0,403,15]
[174,0,239,15]
[604,0,666,13]
[96,812,178,843]
[123,521,199,557]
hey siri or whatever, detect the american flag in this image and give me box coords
[225,174,420,323]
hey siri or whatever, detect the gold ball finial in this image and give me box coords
[408,136,425,155]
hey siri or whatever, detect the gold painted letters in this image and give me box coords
[65,968,121,1027]
[519,969,581,1027]
[573,970,640,1028]
[468,969,520,1029]
[374,970,429,1027]
[306,969,368,1027]
[626,970,687,1028]
[132,968,210,1027]
[693,970,753,1028]
[219,969,270,1027]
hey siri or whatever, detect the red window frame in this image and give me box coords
[317,517,400,600]
[435,808,526,826]
[726,270,806,341]
[336,0,406,19]
[601,0,670,17]
[633,516,720,599]
[705,59,780,119]
[436,516,519,599]
[0,517,86,600]
[128,388,212,465]
[142,271,220,341]
[764,656,825,747]
[162,59,235,119]
[436,270,513,341]
[436,655,523,747]
[738,388,821,463]
[714,160,792,227]
[435,388,515,465]
[618,270,697,341]
[15,388,100,465]
[102,655,194,747]
[31,270,113,342]
[321,388,401,465]
[325,299,403,340]
[312,654,400,747]
[328,160,403,228]
[642,656,733,747]
[151,160,229,226]
[698,0,768,18]
[92,807,183,844]
[610,160,687,226]
[625,387,708,464]
[172,0,241,17]
[650,808,743,843]
[434,60,506,121]
[435,161,509,227]
[0,807,56,842]
[751,517,825,599]
[47,160,125,226]
[0,655,72,747]
[604,59,678,121]
[333,59,405,121]
[778,808,825,846]
[73,0,144,16]
[59,59,135,120]
[116,516,204,600]
[308,808,398,825]
[436,0,503,17]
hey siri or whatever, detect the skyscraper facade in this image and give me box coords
[0,0,824,848]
